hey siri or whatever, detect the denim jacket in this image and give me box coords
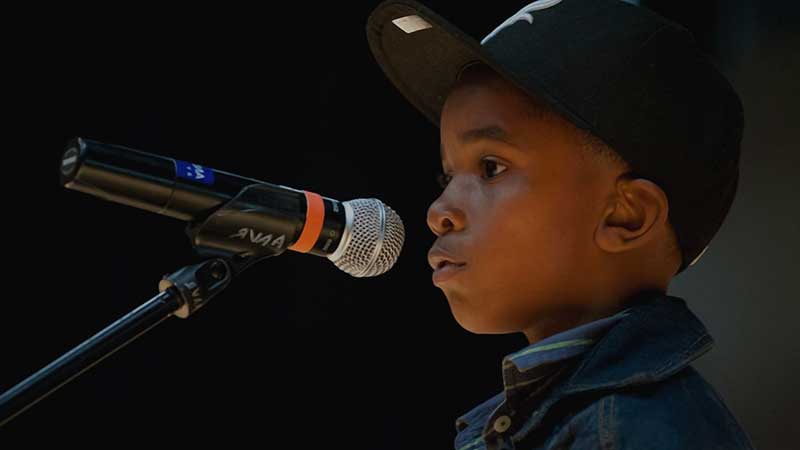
[453,289,755,450]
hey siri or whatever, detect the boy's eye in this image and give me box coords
[482,158,508,179]
[436,172,452,189]
[435,158,508,189]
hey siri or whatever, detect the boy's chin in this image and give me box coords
[449,307,520,335]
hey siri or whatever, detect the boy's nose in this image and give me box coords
[427,200,466,236]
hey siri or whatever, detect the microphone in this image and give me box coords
[59,137,405,277]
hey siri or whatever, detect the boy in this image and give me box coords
[366,0,754,449]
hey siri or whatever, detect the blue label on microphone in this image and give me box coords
[176,161,216,185]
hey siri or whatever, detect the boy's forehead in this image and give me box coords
[439,84,557,164]
[440,125,516,159]
[439,72,591,166]
[442,72,556,132]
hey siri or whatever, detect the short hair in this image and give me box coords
[531,100,684,275]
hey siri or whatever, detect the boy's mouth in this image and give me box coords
[432,261,468,284]
[428,247,467,271]
[436,260,466,270]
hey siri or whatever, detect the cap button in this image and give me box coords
[493,415,512,433]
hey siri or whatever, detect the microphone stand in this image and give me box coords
[0,255,264,426]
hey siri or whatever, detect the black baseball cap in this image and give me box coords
[366,0,744,275]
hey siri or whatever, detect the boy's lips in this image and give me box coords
[428,245,468,284]
[428,246,467,270]
[432,261,467,284]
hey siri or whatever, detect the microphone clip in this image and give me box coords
[184,183,298,261]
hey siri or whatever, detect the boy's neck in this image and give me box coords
[522,288,664,344]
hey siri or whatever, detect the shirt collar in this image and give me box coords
[499,306,632,407]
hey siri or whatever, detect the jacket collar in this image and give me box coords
[509,288,714,441]
[560,289,713,393]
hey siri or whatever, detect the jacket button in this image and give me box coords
[493,415,511,433]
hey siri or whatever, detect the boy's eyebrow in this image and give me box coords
[440,125,519,160]
[460,125,513,145]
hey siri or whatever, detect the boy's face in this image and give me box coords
[427,67,630,336]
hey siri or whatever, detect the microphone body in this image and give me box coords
[60,138,404,277]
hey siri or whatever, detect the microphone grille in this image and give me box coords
[328,198,405,277]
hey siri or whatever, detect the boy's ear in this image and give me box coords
[594,176,670,254]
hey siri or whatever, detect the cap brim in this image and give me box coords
[366,0,506,127]
[367,0,595,132]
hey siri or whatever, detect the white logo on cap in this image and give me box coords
[481,0,563,44]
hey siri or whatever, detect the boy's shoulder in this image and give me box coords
[515,365,755,450]
[454,293,755,450]
[603,365,754,449]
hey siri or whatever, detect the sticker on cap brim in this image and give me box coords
[392,15,432,34]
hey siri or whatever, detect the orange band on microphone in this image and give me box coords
[288,191,325,253]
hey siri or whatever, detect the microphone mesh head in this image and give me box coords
[328,198,404,277]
